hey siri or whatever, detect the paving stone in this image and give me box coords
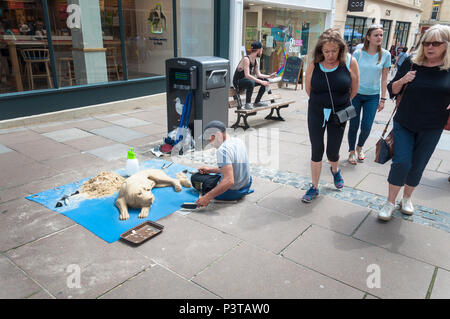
[192,242,364,299]
[6,225,152,299]
[90,125,148,143]
[0,161,57,189]
[283,225,435,299]
[187,201,311,254]
[133,124,168,136]
[42,153,105,173]
[430,268,450,299]
[419,170,450,190]
[354,212,450,270]
[101,264,217,299]
[0,254,41,299]
[73,119,112,131]
[110,118,150,128]
[86,143,131,161]
[43,128,93,142]
[134,213,240,279]
[256,185,370,235]
[0,129,47,146]
[0,198,74,252]
[61,135,116,151]
[0,143,12,154]
[8,138,80,162]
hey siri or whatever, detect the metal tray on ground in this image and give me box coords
[120,221,164,245]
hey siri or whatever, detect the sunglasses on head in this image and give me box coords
[422,41,445,47]
[369,24,383,29]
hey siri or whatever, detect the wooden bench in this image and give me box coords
[228,83,295,130]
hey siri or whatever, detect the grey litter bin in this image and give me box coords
[165,56,229,149]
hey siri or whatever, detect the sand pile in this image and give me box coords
[81,171,125,198]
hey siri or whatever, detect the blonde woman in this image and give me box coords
[378,24,450,221]
[302,29,359,203]
[347,24,391,164]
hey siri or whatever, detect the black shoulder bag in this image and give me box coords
[323,69,357,123]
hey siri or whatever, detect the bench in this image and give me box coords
[228,83,296,130]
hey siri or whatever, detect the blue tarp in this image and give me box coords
[26,159,199,243]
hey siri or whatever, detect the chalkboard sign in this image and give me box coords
[282,56,303,88]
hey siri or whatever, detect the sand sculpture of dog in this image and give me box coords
[115,169,191,221]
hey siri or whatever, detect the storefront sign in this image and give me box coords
[67,4,81,29]
[348,0,365,12]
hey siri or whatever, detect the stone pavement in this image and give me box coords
[0,86,449,299]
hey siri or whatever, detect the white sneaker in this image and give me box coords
[378,201,396,221]
[400,197,414,215]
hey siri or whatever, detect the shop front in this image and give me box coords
[228,0,333,78]
[334,0,422,53]
[0,0,229,121]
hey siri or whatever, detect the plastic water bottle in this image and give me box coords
[126,147,139,176]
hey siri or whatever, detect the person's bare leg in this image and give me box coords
[403,184,415,198]
[311,160,322,188]
[387,183,402,204]
[329,160,339,174]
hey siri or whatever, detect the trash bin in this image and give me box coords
[166,56,229,149]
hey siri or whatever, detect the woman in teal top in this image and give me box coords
[347,24,391,164]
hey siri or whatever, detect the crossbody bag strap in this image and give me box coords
[323,69,336,114]
[381,63,414,137]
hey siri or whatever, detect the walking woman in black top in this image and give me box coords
[302,29,359,203]
[378,24,450,221]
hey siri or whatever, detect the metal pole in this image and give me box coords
[42,0,59,88]
[118,0,128,80]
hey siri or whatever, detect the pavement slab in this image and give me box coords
[187,201,311,254]
[6,225,153,299]
[192,242,364,299]
[8,137,80,162]
[42,128,94,142]
[100,264,218,299]
[282,225,435,299]
[86,143,132,161]
[0,143,12,154]
[430,268,450,299]
[353,212,450,270]
[61,135,117,151]
[0,198,74,252]
[90,125,148,143]
[0,254,42,299]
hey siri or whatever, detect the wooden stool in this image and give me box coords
[21,48,53,90]
[106,47,121,81]
[57,57,75,86]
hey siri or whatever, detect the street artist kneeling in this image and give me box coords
[192,120,254,207]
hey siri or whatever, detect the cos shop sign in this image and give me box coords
[348,0,365,12]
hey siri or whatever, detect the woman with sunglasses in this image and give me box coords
[377,24,450,221]
[347,24,391,164]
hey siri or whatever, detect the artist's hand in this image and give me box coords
[260,80,270,87]
[269,72,277,78]
[196,195,211,207]
[198,166,212,174]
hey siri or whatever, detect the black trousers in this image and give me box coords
[234,78,266,104]
[308,103,347,162]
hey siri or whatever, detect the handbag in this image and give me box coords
[323,69,356,124]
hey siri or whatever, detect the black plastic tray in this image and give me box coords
[120,221,164,245]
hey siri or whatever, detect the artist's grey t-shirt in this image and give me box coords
[216,137,251,190]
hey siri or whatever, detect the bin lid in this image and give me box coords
[183,56,229,66]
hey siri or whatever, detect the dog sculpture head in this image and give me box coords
[123,179,155,208]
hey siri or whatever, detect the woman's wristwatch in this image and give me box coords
[380,97,387,102]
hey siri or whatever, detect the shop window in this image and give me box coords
[344,16,368,53]
[45,0,124,88]
[0,0,51,94]
[176,0,214,57]
[122,0,174,80]
[242,6,325,74]
[380,19,392,50]
[393,21,410,48]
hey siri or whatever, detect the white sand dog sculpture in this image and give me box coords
[115,169,192,221]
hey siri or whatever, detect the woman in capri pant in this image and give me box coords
[348,24,391,164]
[302,29,359,203]
[377,24,450,221]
